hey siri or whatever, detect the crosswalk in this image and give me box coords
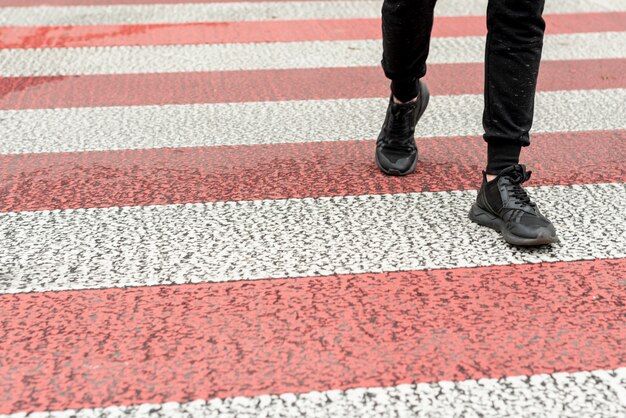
[1,0,625,416]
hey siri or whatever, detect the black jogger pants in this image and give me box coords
[381,0,546,173]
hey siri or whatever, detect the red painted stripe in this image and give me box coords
[1,13,624,49]
[0,19,384,49]
[2,130,625,213]
[2,58,625,110]
[2,258,625,414]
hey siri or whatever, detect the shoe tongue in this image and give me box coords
[499,164,528,183]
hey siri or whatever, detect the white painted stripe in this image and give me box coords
[1,183,625,294]
[1,0,625,27]
[2,32,624,77]
[3,368,626,417]
[1,0,380,26]
[1,88,624,155]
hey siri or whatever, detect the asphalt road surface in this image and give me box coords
[1,0,626,416]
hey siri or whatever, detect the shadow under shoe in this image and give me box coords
[375,81,430,176]
[469,164,559,246]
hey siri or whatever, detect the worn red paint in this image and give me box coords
[2,58,624,110]
[1,258,625,414]
[1,130,625,212]
[3,13,623,49]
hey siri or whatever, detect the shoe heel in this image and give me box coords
[418,82,430,116]
[414,82,430,123]
[468,204,501,231]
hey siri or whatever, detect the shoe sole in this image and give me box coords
[375,82,430,176]
[468,204,559,246]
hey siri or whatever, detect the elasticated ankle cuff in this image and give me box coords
[486,141,522,174]
[391,79,419,103]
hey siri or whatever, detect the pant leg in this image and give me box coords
[484,0,546,173]
[381,0,438,102]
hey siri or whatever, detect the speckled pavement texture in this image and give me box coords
[2,131,624,212]
[2,59,625,110]
[6,369,626,418]
[1,0,625,416]
[3,32,626,76]
[2,89,625,154]
[2,258,626,413]
[3,183,626,293]
[2,0,624,26]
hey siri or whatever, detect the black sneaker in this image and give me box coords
[469,164,559,246]
[375,81,430,176]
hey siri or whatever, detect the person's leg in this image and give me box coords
[483,0,546,177]
[376,0,437,176]
[381,0,438,103]
[471,0,558,246]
